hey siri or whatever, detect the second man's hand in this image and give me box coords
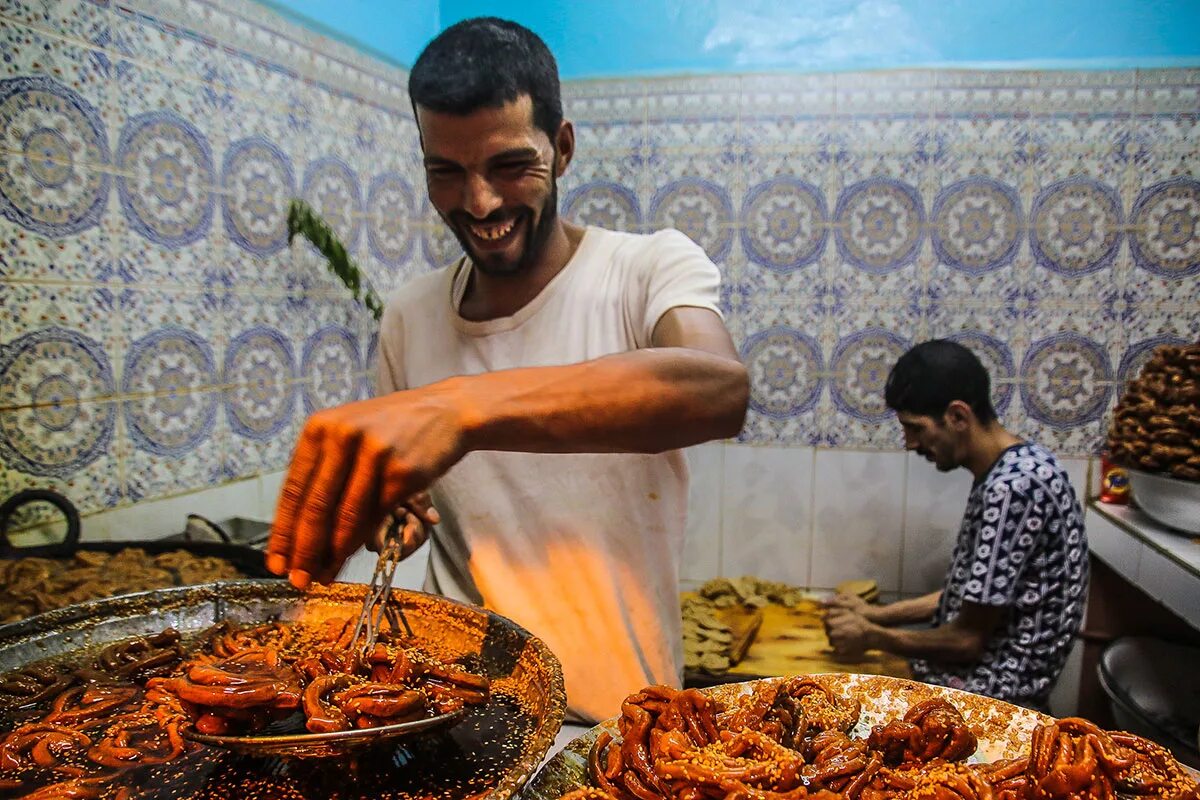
[266,388,467,590]
[822,605,877,659]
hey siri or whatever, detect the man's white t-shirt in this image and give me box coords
[376,226,723,722]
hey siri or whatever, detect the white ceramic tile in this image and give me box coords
[1048,636,1085,718]
[1084,507,1142,582]
[1060,458,1089,506]
[257,470,287,520]
[1137,547,1200,630]
[900,454,973,594]
[681,442,724,583]
[82,477,259,541]
[811,450,907,592]
[1088,457,1102,502]
[720,444,814,587]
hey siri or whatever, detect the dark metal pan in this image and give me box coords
[0,488,272,578]
[0,580,566,800]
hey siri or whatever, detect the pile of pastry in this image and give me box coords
[1108,343,1200,482]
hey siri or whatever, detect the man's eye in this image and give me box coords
[495,161,530,174]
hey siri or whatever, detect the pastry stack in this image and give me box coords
[1108,343,1200,482]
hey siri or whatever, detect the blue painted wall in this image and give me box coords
[257,0,439,68]
[267,0,1200,76]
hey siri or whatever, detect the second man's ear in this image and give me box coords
[944,399,974,430]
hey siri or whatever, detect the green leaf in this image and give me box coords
[285,198,384,321]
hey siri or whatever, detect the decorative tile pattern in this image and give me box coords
[830,328,911,422]
[0,76,110,237]
[365,172,415,267]
[116,111,214,247]
[302,156,361,250]
[930,177,1021,274]
[1030,177,1123,277]
[301,324,361,414]
[833,178,924,274]
[563,181,641,232]
[649,178,734,262]
[741,178,827,273]
[224,326,296,440]
[741,327,824,419]
[121,326,218,456]
[1,0,1196,523]
[0,328,116,477]
[221,136,295,255]
[1129,177,1200,277]
[1020,333,1113,430]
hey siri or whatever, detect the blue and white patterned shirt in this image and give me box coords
[911,443,1089,709]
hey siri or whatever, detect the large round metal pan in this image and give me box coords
[0,580,566,800]
[523,673,1051,800]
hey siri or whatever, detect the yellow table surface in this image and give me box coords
[684,593,911,683]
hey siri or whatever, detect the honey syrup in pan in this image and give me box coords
[0,644,542,800]
[191,696,538,800]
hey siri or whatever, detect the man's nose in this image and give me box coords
[903,433,919,451]
[463,174,503,220]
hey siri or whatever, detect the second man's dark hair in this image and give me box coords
[408,17,563,140]
[884,340,998,425]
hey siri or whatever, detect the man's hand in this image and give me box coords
[266,390,466,589]
[823,606,876,659]
[824,592,871,617]
[369,492,439,558]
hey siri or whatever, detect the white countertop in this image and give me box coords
[1086,501,1200,630]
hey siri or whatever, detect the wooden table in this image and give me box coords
[684,595,911,688]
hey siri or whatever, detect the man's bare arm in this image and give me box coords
[267,306,749,588]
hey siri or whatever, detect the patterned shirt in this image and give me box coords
[911,443,1089,709]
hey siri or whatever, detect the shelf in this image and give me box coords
[1086,502,1200,630]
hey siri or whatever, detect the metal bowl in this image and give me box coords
[0,580,566,800]
[1127,467,1200,535]
[523,673,1051,800]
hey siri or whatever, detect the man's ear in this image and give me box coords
[554,120,575,176]
[944,400,974,431]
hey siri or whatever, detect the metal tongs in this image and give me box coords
[349,513,415,654]
[182,514,464,759]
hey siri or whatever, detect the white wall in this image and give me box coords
[684,442,1091,594]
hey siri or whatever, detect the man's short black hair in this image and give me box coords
[884,339,998,425]
[408,17,563,140]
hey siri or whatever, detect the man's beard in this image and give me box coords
[449,180,558,278]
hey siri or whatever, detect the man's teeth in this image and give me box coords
[470,219,516,241]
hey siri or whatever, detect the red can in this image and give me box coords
[1099,454,1130,504]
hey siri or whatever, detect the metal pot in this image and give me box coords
[0,580,566,800]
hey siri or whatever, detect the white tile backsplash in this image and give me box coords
[1060,458,1089,506]
[1138,546,1200,628]
[719,444,814,586]
[82,478,263,542]
[1085,507,1142,581]
[257,471,286,520]
[901,455,972,594]
[811,450,907,592]
[681,443,724,583]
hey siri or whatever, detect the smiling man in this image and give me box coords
[265,17,749,723]
[823,340,1088,712]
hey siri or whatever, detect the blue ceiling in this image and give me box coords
[263,0,1200,77]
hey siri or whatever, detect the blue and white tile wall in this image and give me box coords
[559,71,1200,457]
[1,1,1197,599]
[560,72,1198,594]
[0,0,430,524]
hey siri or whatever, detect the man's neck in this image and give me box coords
[964,422,1023,481]
[459,221,585,321]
